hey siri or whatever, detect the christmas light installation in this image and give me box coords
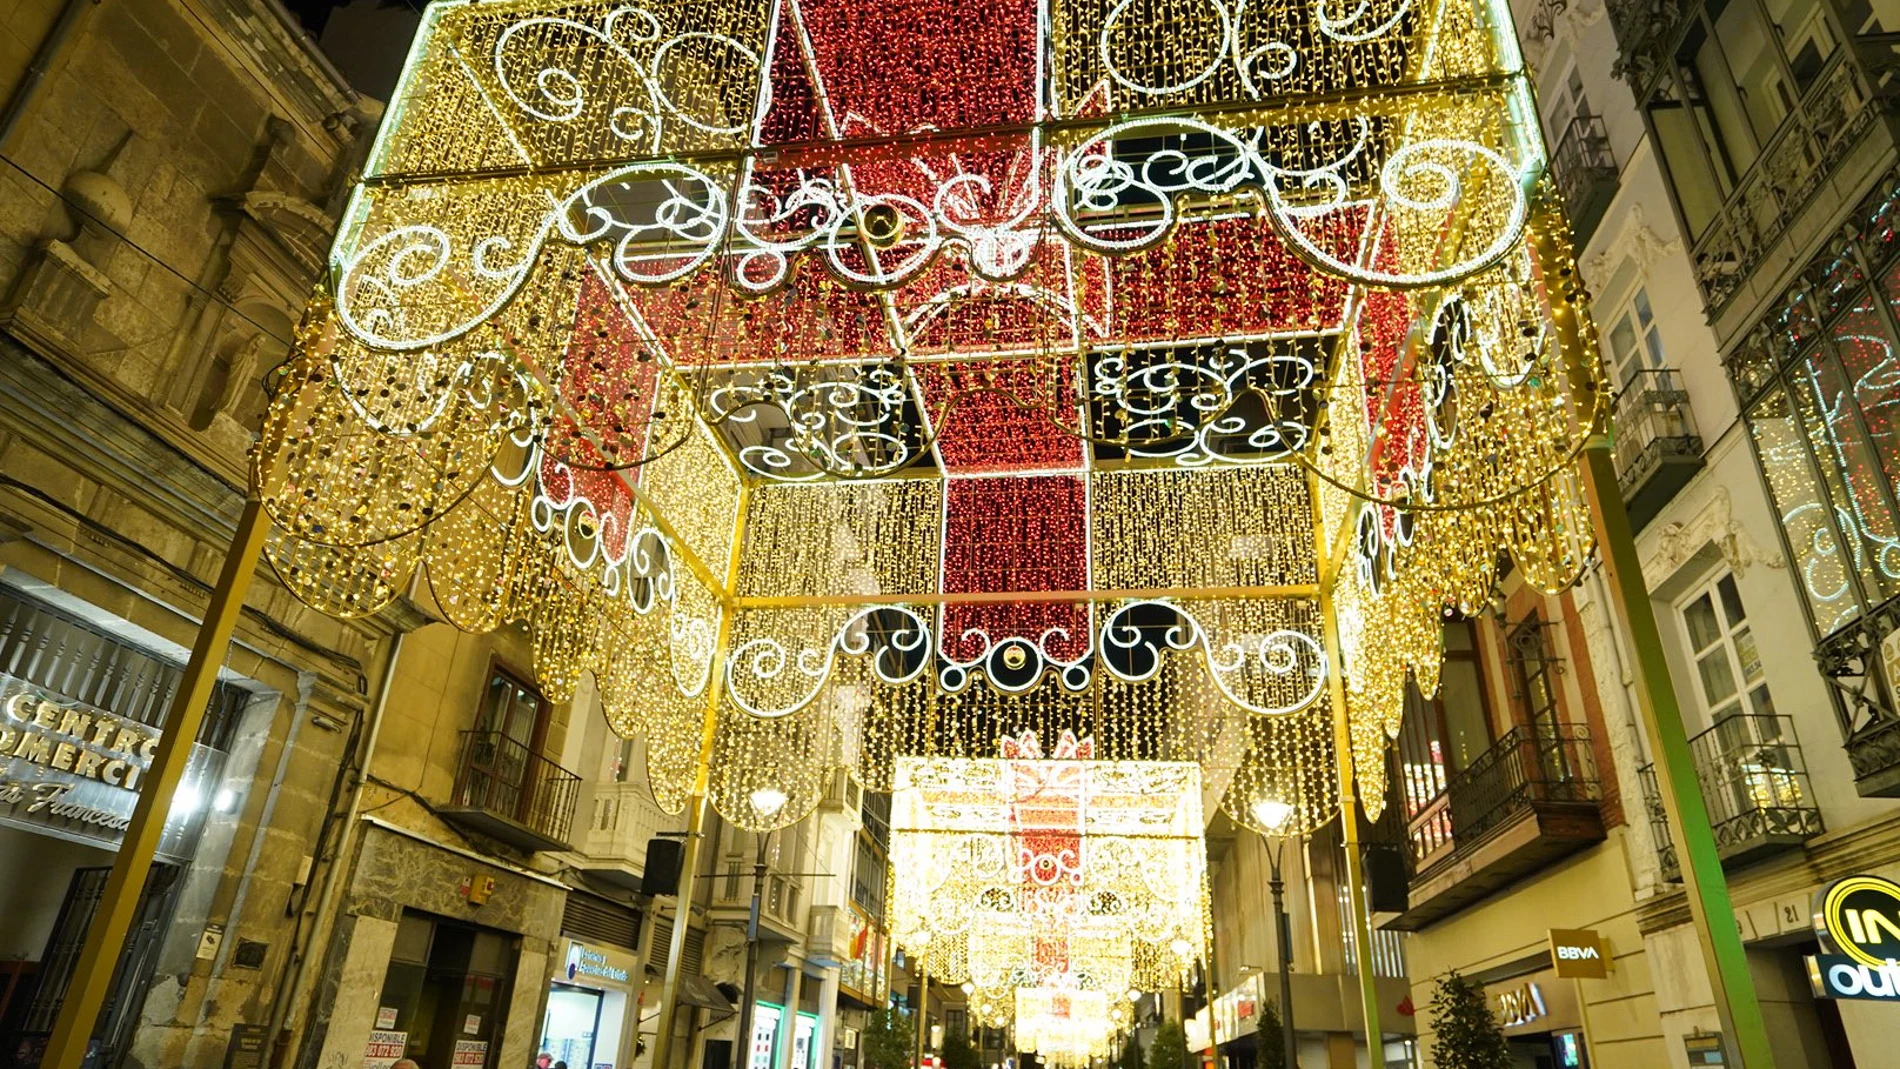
[253,0,1611,832]
[886,732,1209,1052]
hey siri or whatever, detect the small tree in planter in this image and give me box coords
[1428,971,1512,1069]
[1147,1020,1186,1069]
[862,1008,915,1069]
[1255,1000,1286,1069]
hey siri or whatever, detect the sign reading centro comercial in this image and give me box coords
[0,679,161,847]
[1807,874,1900,1001]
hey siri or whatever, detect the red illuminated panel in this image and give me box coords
[940,474,1091,663]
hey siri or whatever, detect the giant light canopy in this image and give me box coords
[255,0,1606,834]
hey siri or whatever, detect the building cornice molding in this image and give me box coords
[1636,809,1900,934]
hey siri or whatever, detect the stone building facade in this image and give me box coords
[1394,0,1900,1064]
[0,1,375,1066]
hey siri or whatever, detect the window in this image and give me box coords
[1394,618,1493,863]
[1545,64,1593,142]
[1508,614,1561,734]
[1678,573,1776,724]
[1607,286,1668,388]
[613,734,636,782]
[464,666,549,820]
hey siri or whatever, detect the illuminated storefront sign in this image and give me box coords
[751,1002,785,1069]
[1548,929,1609,979]
[1807,874,1900,1001]
[1494,983,1547,1028]
[0,676,220,856]
[565,940,634,985]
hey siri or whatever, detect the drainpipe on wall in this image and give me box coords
[0,0,103,152]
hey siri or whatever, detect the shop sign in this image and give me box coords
[0,680,160,846]
[224,1024,268,1069]
[1548,928,1608,979]
[1493,983,1546,1027]
[565,940,633,985]
[1807,873,1900,1000]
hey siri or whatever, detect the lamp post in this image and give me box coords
[737,787,791,1069]
[1248,798,1299,1069]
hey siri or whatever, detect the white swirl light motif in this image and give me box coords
[1100,600,1327,715]
[1094,344,1318,466]
[938,626,1096,694]
[1263,134,1532,289]
[561,162,730,285]
[725,607,933,717]
[1055,117,1530,289]
[1054,117,1260,253]
[335,218,552,351]
[1315,0,1415,42]
[709,366,918,480]
[491,7,760,151]
[1100,0,1233,95]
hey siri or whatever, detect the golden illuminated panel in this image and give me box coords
[887,738,1211,1029]
[254,0,1612,831]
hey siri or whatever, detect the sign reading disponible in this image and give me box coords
[1806,874,1900,1001]
[0,680,159,843]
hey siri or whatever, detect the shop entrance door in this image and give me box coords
[542,983,602,1068]
[2,863,182,1068]
[377,912,515,1069]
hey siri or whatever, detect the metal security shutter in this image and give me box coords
[561,891,641,950]
[644,917,705,973]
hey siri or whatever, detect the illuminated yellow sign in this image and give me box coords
[1817,875,1900,969]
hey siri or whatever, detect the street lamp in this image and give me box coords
[1247,797,1299,1069]
[735,787,791,1069]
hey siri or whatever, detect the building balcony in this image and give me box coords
[1385,724,1605,931]
[1816,614,1900,797]
[438,729,582,853]
[1603,0,1682,96]
[1637,714,1823,882]
[1684,56,1881,315]
[1612,369,1703,531]
[1551,116,1618,248]
[575,781,680,888]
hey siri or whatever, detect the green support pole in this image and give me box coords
[1576,444,1773,1068]
[1542,203,1774,1067]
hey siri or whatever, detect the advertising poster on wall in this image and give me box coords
[750,1003,785,1069]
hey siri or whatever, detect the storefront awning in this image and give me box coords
[675,974,735,1014]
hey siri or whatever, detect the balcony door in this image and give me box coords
[471,666,550,824]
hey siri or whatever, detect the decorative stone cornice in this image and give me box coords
[1523,0,1606,66]
[1581,201,1685,289]
[1639,486,1783,589]
[1636,809,1900,934]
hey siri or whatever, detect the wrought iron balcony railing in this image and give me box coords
[1685,55,1877,311]
[1637,713,1822,881]
[1404,723,1600,871]
[441,729,582,852]
[1611,368,1703,530]
[1550,115,1618,247]
[1443,723,1599,845]
[1386,723,1604,929]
